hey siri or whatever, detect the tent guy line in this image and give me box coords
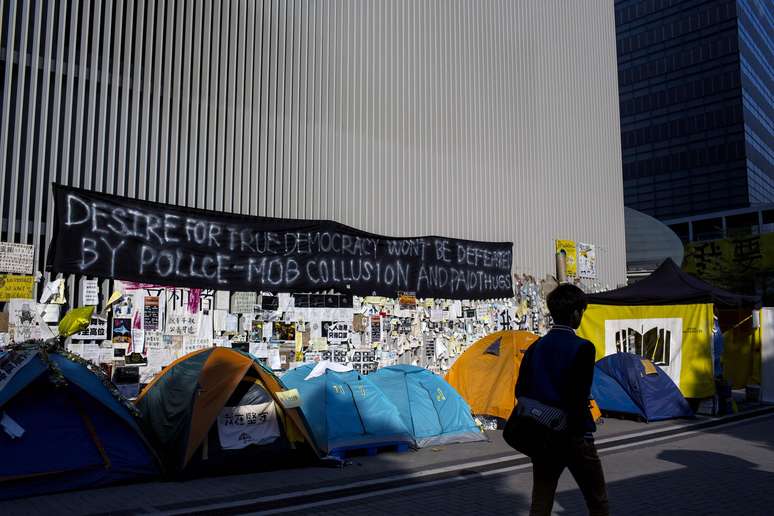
[147,409,774,516]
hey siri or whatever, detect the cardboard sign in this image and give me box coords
[0,275,35,302]
[0,242,34,274]
[72,317,108,340]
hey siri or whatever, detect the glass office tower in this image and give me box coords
[616,0,773,220]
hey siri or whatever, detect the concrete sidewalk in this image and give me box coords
[2,405,772,516]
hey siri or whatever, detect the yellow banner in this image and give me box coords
[0,274,35,302]
[684,233,774,284]
[722,317,761,389]
[555,239,577,277]
[578,303,714,398]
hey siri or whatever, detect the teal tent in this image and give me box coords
[369,365,486,447]
[281,364,413,456]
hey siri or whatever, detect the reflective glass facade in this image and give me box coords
[616,0,773,220]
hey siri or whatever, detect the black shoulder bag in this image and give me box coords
[503,396,568,458]
[503,340,569,458]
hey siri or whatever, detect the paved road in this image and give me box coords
[274,413,774,516]
[2,412,772,515]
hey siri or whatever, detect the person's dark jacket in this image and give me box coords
[515,326,597,435]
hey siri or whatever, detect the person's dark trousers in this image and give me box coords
[529,436,609,516]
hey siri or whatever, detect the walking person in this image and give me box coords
[515,284,609,516]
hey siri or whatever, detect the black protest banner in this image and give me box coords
[47,185,513,299]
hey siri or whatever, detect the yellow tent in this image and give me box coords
[445,330,601,422]
[445,330,538,420]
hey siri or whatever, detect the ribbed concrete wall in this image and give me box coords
[0,0,626,291]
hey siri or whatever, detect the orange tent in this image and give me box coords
[445,330,601,421]
[135,348,318,473]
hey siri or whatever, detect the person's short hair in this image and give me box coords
[547,283,587,324]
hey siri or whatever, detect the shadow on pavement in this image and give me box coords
[554,447,774,516]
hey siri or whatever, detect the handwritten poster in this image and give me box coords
[231,292,257,313]
[0,275,35,301]
[166,310,200,336]
[0,242,34,274]
[81,279,100,305]
[183,336,212,355]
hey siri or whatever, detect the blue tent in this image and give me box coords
[281,364,413,455]
[369,365,485,447]
[0,350,159,500]
[593,353,693,422]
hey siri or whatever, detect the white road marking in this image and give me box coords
[154,410,774,516]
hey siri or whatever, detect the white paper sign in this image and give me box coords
[250,341,269,358]
[268,348,281,370]
[40,304,60,324]
[262,323,274,341]
[326,322,350,344]
[141,332,177,383]
[72,317,108,341]
[231,292,257,313]
[82,279,100,306]
[225,314,239,332]
[215,290,231,310]
[131,329,145,354]
[216,402,280,450]
[214,337,232,348]
[0,242,34,274]
[166,310,200,336]
[6,300,55,343]
[182,336,212,355]
[578,242,597,279]
[278,293,294,311]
